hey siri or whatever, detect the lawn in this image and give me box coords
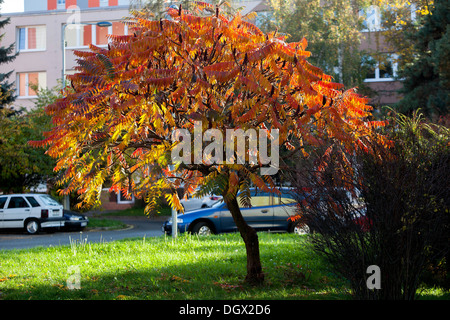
[0,232,448,300]
[0,233,351,300]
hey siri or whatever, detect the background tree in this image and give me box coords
[32,3,385,284]
[0,0,18,108]
[265,0,371,89]
[0,85,59,193]
[374,0,433,70]
[391,0,449,116]
[130,1,239,19]
[129,0,171,19]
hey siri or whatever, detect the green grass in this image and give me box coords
[0,233,352,300]
[0,232,448,300]
[87,218,128,230]
[101,206,171,217]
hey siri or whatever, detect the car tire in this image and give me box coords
[289,221,310,235]
[191,221,214,236]
[25,219,40,235]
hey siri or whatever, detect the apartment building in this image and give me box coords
[0,0,133,109]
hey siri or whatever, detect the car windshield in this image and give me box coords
[39,195,61,206]
[211,200,225,208]
[0,197,6,209]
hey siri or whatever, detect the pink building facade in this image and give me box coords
[0,0,266,110]
[0,0,131,110]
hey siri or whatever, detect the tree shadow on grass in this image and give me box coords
[1,259,348,300]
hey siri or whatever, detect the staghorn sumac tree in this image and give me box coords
[31,2,385,284]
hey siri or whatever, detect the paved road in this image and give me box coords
[0,217,166,250]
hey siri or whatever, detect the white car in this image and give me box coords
[180,194,222,212]
[0,194,65,234]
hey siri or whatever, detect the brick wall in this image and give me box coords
[99,190,134,211]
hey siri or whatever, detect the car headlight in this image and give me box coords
[69,216,81,221]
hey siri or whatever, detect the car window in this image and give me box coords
[277,196,296,205]
[238,192,271,208]
[39,195,60,206]
[7,196,30,209]
[0,197,7,209]
[250,195,271,207]
[275,191,296,205]
[26,196,41,207]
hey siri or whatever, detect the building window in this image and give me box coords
[65,21,127,48]
[100,0,108,7]
[363,54,398,82]
[117,191,135,204]
[16,72,47,98]
[17,26,46,52]
[57,0,66,9]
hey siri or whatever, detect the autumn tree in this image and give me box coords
[32,2,384,284]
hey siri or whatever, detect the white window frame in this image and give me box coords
[16,72,47,99]
[410,3,418,22]
[117,191,135,204]
[16,25,46,53]
[360,5,382,32]
[65,21,128,49]
[364,54,399,83]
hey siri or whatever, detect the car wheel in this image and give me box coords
[25,219,40,235]
[191,222,213,236]
[290,221,310,235]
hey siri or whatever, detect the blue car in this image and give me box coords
[161,188,309,235]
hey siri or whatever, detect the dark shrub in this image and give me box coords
[286,111,449,299]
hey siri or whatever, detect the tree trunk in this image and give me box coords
[224,195,264,285]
